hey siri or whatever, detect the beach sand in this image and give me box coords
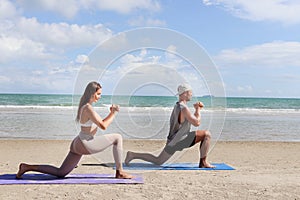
[0,139,299,200]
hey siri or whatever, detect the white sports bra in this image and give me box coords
[79,105,94,127]
[80,119,94,127]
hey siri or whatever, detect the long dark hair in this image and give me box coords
[76,81,102,121]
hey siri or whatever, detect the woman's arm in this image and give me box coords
[101,105,119,130]
[84,104,118,130]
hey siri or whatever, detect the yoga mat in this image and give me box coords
[0,173,143,185]
[121,163,235,170]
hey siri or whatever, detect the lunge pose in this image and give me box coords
[17,81,132,179]
[125,83,214,168]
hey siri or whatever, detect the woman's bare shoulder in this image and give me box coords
[82,103,93,113]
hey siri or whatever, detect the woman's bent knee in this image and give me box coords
[109,133,123,145]
[56,166,76,178]
[114,133,122,143]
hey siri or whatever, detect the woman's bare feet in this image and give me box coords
[115,170,133,179]
[124,151,133,166]
[16,163,29,179]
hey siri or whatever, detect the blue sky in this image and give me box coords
[0,0,300,98]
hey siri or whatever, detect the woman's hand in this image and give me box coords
[110,104,120,113]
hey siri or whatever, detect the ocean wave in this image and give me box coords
[225,108,300,114]
[0,105,75,110]
[1,105,299,114]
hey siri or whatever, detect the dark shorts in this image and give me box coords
[164,131,196,155]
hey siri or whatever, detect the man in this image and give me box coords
[125,83,214,168]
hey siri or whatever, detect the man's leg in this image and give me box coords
[125,149,172,166]
[195,130,214,168]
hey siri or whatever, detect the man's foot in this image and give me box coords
[199,163,215,168]
[199,160,215,168]
[115,170,133,179]
[16,163,29,179]
[124,151,133,166]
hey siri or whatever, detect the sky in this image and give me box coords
[0,0,300,98]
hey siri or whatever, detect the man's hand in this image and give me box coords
[193,102,204,109]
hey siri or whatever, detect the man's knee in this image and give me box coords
[154,152,171,166]
[196,130,211,137]
[204,130,211,139]
[56,170,68,178]
[154,159,165,166]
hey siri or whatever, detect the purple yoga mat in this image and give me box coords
[0,173,143,185]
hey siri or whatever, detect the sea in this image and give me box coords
[0,94,299,142]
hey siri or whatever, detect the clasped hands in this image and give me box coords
[193,101,204,110]
[110,104,120,113]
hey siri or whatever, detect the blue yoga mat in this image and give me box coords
[122,163,235,170]
[0,173,143,185]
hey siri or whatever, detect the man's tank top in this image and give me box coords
[167,102,191,145]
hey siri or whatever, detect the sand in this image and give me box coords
[0,139,299,200]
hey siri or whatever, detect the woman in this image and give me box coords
[16,81,132,179]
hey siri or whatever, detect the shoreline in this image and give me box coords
[1,140,299,199]
[1,138,299,142]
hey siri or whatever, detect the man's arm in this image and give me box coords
[181,103,202,127]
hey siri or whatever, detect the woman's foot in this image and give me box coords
[124,151,133,166]
[115,170,133,179]
[16,163,29,179]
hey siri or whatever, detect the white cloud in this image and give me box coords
[203,0,300,25]
[164,45,186,70]
[215,41,300,68]
[0,75,11,83]
[0,0,117,93]
[140,48,147,57]
[0,35,49,63]
[75,54,89,64]
[96,49,210,95]
[166,45,177,53]
[128,16,166,27]
[237,85,253,92]
[16,0,79,19]
[101,32,129,51]
[224,84,254,97]
[215,41,300,97]
[16,17,112,49]
[48,66,73,75]
[0,1,113,64]
[81,0,161,14]
[32,70,44,75]
[0,0,18,19]
[16,0,161,18]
